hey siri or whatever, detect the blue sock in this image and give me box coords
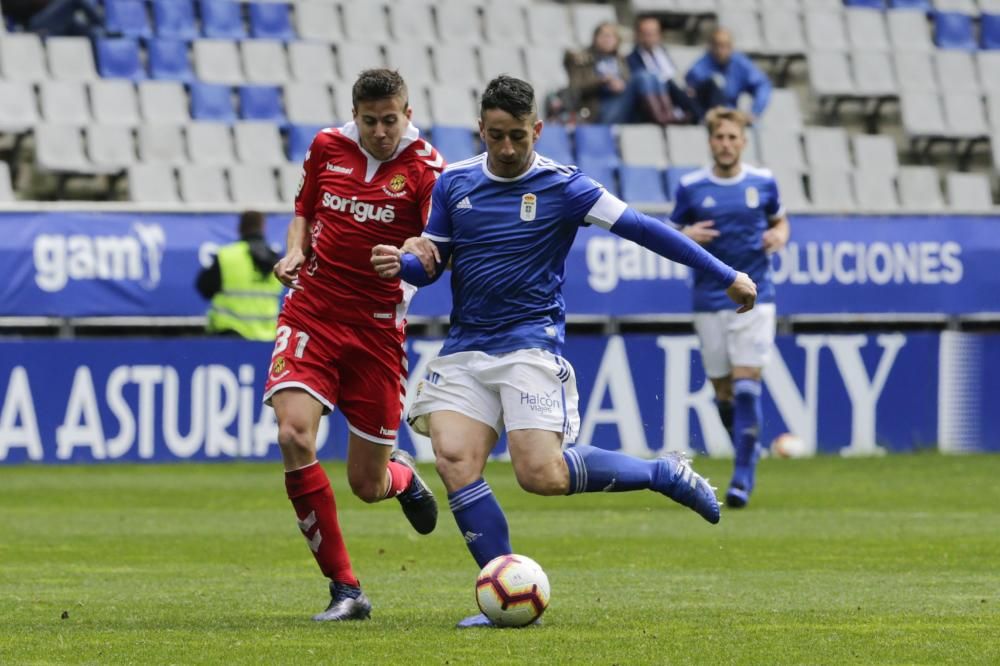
[562,444,659,495]
[447,478,511,569]
[732,379,762,467]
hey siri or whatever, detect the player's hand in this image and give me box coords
[762,226,788,254]
[401,236,441,277]
[683,220,719,245]
[371,244,402,279]
[274,248,305,290]
[726,271,757,314]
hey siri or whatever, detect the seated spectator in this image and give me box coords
[627,14,700,124]
[685,28,771,122]
[2,0,102,37]
[564,21,680,126]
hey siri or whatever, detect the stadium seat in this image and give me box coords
[809,168,856,210]
[427,84,478,130]
[619,125,667,168]
[87,125,136,171]
[138,81,189,124]
[803,127,852,171]
[241,40,291,85]
[0,81,40,133]
[807,51,855,102]
[47,37,98,82]
[95,38,146,81]
[193,39,244,85]
[337,43,385,82]
[853,51,897,97]
[770,168,809,210]
[574,125,620,169]
[287,124,324,163]
[388,0,437,43]
[889,0,931,8]
[570,3,618,47]
[90,80,141,126]
[233,122,285,166]
[137,124,188,164]
[34,124,93,173]
[39,82,90,125]
[526,3,575,48]
[851,169,899,211]
[186,122,236,166]
[932,0,978,14]
[148,39,194,82]
[805,11,848,51]
[758,89,804,130]
[898,166,945,210]
[152,0,197,40]
[945,172,994,211]
[433,45,482,86]
[385,43,435,89]
[894,52,937,92]
[483,3,529,45]
[229,165,281,206]
[279,162,302,204]
[666,126,710,167]
[248,2,295,41]
[128,163,180,202]
[332,86,357,125]
[887,10,934,52]
[238,85,285,123]
[664,166,699,201]
[844,0,884,7]
[190,82,236,123]
[436,0,483,45]
[576,155,618,196]
[979,52,1000,93]
[717,9,764,53]
[535,124,574,165]
[987,92,1000,129]
[901,92,948,138]
[852,134,899,173]
[104,0,153,39]
[933,12,976,50]
[294,1,343,43]
[480,45,527,81]
[846,8,890,51]
[761,10,807,56]
[341,1,389,42]
[619,166,667,204]
[757,128,806,172]
[981,13,1000,49]
[0,162,15,202]
[935,51,980,94]
[522,45,570,97]
[942,94,990,138]
[199,0,246,40]
[0,34,47,82]
[288,43,338,83]
[430,126,479,162]
[284,84,335,125]
[179,164,230,203]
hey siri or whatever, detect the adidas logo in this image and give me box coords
[463,530,482,543]
[456,196,472,209]
[701,195,716,207]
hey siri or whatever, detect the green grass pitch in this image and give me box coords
[2,454,999,665]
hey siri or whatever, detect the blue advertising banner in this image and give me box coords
[1,333,996,465]
[1,212,997,318]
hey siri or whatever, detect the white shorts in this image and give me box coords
[692,303,776,378]
[407,348,580,442]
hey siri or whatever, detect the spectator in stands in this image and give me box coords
[196,210,283,341]
[685,28,771,123]
[2,0,102,37]
[627,15,700,124]
[564,21,680,126]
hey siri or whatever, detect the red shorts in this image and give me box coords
[262,311,406,445]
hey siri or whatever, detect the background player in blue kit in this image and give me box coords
[371,76,757,627]
[672,107,790,509]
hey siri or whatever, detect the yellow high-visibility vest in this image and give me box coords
[207,241,282,341]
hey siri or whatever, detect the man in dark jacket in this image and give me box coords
[626,15,700,124]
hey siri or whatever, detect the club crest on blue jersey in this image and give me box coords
[520,193,537,221]
[745,186,759,209]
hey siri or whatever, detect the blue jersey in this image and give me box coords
[670,164,783,312]
[424,152,621,357]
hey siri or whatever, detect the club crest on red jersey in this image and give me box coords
[383,173,408,198]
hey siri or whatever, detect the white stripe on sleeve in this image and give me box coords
[583,190,629,230]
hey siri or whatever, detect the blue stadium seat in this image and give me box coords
[573,125,619,170]
[982,14,1000,50]
[152,0,197,40]
[619,166,666,204]
[575,155,618,197]
[431,126,479,162]
[148,39,194,82]
[248,2,295,40]
[238,85,285,123]
[95,38,146,80]
[199,0,247,40]
[105,0,153,39]
[889,0,931,9]
[844,0,884,8]
[535,124,574,165]
[933,12,976,50]
[190,82,236,123]
[288,124,325,162]
[664,166,700,201]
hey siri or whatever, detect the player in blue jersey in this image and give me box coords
[672,107,790,509]
[371,76,757,627]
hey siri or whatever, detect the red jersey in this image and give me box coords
[287,122,444,328]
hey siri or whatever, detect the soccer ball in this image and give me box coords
[475,554,550,627]
[771,432,808,458]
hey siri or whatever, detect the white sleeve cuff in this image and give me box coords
[583,191,629,230]
[422,231,452,242]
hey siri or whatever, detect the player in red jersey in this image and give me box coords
[262,69,444,621]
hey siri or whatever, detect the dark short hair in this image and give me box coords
[480,75,536,121]
[634,13,661,29]
[352,68,408,109]
[238,210,265,237]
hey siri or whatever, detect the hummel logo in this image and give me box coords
[326,162,353,174]
[701,195,716,207]
[456,196,472,209]
[463,530,483,543]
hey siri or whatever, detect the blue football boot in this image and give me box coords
[456,613,495,629]
[652,452,720,524]
[725,443,762,509]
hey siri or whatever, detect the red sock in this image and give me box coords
[285,462,359,587]
[384,460,414,498]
